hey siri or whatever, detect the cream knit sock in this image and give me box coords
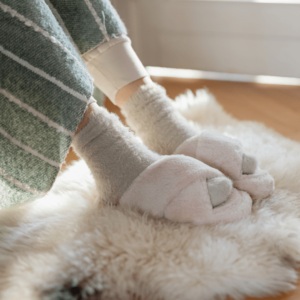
[72,106,158,204]
[72,105,232,208]
[122,83,197,155]
[122,83,257,176]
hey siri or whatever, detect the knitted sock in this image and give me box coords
[122,83,197,155]
[72,105,159,204]
[121,83,257,175]
[72,105,232,208]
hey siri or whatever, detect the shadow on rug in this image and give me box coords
[1,90,300,300]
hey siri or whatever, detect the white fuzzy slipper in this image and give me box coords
[234,169,275,199]
[120,155,252,225]
[174,130,274,199]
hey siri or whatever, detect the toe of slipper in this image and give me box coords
[120,155,222,217]
[234,168,275,199]
[120,155,252,226]
[165,186,252,225]
[175,130,249,179]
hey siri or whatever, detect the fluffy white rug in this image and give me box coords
[1,90,300,300]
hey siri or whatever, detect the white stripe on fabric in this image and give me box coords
[0,1,94,89]
[83,0,110,41]
[0,127,60,168]
[43,0,81,54]
[0,89,74,137]
[0,45,89,103]
[0,167,45,195]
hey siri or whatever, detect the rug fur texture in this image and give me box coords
[1,90,300,300]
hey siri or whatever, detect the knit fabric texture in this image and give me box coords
[48,0,127,54]
[0,0,124,208]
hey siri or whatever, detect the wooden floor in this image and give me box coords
[156,77,300,141]
[64,77,300,300]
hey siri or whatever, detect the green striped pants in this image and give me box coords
[0,0,127,208]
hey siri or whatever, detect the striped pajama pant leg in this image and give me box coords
[0,0,126,208]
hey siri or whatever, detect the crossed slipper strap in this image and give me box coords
[174,130,275,199]
[120,155,252,225]
[234,169,274,200]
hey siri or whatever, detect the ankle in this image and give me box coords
[76,102,98,134]
[72,106,159,204]
[121,83,197,155]
[115,76,153,108]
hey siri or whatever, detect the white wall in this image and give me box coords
[112,0,300,78]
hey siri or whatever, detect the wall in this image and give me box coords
[112,0,300,78]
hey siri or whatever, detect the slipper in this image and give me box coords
[234,169,275,199]
[120,155,252,225]
[174,130,274,199]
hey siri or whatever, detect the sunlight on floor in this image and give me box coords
[146,66,300,86]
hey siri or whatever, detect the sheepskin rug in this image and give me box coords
[1,90,300,300]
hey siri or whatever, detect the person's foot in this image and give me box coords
[120,156,252,225]
[175,130,257,178]
[72,103,252,224]
[174,130,274,199]
[121,83,274,199]
[121,83,197,155]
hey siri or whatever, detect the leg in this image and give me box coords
[49,0,272,200]
[0,0,244,224]
[3,0,253,224]
[72,102,251,225]
[46,0,208,156]
[121,77,274,199]
[48,0,258,169]
[0,0,93,207]
[75,102,236,209]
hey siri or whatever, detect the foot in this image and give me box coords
[120,156,252,225]
[174,130,258,179]
[174,131,274,199]
[121,83,274,199]
[72,104,251,224]
[121,83,198,155]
